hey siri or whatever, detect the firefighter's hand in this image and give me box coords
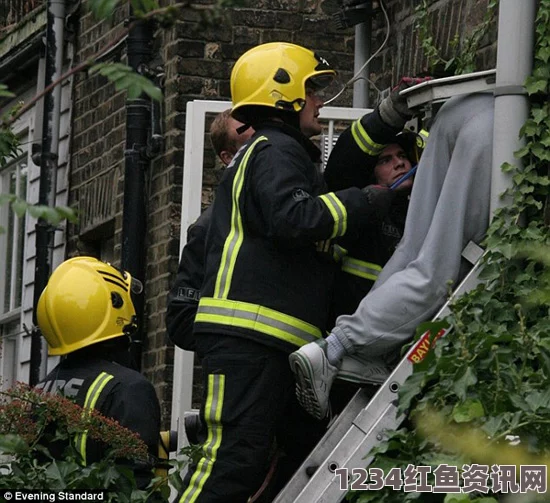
[378,76,432,128]
[361,184,395,220]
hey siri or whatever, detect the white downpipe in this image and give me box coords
[490,0,536,217]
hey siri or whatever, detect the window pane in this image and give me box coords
[1,158,27,314]
[14,162,26,309]
[0,320,19,390]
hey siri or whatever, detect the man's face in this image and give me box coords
[220,118,255,165]
[299,89,324,138]
[374,143,413,190]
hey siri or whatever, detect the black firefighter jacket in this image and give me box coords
[324,108,410,324]
[36,355,161,489]
[166,206,212,351]
[194,121,382,354]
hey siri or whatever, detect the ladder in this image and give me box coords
[274,244,484,503]
[273,72,495,503]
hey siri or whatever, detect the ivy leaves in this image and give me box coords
[0,193,77,233]
[89,63,162,101]
[89,0,160,20]
[414,0,498,75]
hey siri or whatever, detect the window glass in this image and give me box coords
[0,157,27,314]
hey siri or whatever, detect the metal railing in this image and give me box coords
[0,0,45,31]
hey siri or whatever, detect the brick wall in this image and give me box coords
[69,0,129,255]
[368,0,497,94]
[69,0,498,428]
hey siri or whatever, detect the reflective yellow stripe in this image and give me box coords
[351,119,385,156]
[418,129,430,146]
[341,256,382,281]
[318,192,347,238]
[332,244,348,262]
[196,297,322,347]
[215,136,268,299]
[179,374,225,503]
[74,372,114,465]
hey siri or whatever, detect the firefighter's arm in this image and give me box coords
[250,147,393,245]
[324,108,402,191]
[165,210,209,351]
[106,380,161,488]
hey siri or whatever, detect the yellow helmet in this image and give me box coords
[230,42,336,120]
[37,256,141,356]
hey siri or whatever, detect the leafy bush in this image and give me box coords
[0,383,165,501]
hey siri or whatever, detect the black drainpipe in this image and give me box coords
[121,9,154,371]
[30,0,65,385]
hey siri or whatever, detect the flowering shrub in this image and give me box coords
[0,383,148,461]
[0,383,165,501]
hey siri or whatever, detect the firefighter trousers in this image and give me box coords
[178,333,328,503]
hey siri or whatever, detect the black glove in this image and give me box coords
[378,76,432,128]
[362,184,396,221]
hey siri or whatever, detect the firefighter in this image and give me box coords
[325,128,425,328]
[178,42,406,503]
[323,127,426,413]
[291,92,495,421]
[166,109,254,353]
[35,256,161,490]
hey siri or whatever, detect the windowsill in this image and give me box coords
[0,309,21,325]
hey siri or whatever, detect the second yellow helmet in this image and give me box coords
[37,256,140,356]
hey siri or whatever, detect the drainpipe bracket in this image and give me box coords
[493,85,527,97]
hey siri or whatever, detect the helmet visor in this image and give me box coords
[112,264,144,294]
[308,73,335,91]
[129,276,143,295]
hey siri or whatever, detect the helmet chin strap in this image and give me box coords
[123,315,139,336]
[236,124,251,135]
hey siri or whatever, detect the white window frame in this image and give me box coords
[0,142,29,390]
[0,155,28,318]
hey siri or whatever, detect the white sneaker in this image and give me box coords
[289,339,338,420]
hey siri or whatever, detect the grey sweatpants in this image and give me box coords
[334,92,495,381]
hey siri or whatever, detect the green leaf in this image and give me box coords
[513,145,530,158]
[90,63,162,102]
[525,389,550,413]
[443,494,470,503]
[0,193,17,205]
[89,0,119,20]
[53,206,78,223]
[481,415,504,437]
[525,76,548,95]
[0,434,30,455]
[532,107,548,124]
[0,84,15,98]
[538,45,550,63]
[397,372,426,415]
[11,199,29,217]
[520,120,540,137]
[452,366,477,401]
[131,0,160,15]
[451,399,485,423]
[508,394,530,413]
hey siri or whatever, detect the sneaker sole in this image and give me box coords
[289,351,324,420]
